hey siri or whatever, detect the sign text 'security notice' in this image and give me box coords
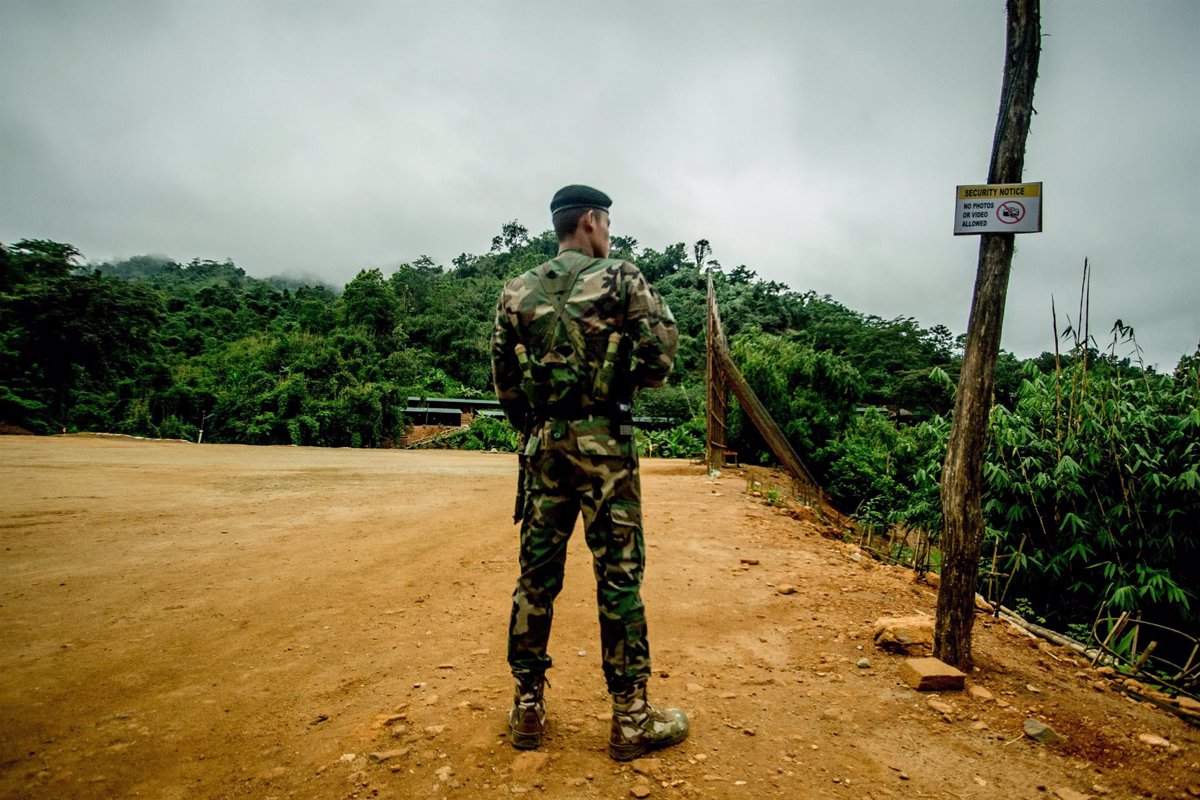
[954,182,1042,235]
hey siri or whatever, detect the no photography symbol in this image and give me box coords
[997,200,1026,224]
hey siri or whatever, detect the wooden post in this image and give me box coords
[706,271,728,472]
[935,0,1041,669]
[705,272,821,500]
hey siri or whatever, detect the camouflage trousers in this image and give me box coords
[508,417,651,692]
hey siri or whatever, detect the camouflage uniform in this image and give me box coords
[491,248,678,692]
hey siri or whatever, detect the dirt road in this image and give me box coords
[1,437,1196,799]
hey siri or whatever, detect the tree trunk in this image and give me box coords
[935,0,1041,670]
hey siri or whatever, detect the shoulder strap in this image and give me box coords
[535,255,601,355]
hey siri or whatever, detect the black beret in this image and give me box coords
[550,184,612,215]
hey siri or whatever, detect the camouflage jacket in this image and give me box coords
[491,249,678,433]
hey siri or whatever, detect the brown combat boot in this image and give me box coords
[508,674,546,749]
[608,681,689,761]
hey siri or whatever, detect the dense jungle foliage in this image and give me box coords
[2,230,1196,634]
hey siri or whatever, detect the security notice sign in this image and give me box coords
[954,182,1042,235]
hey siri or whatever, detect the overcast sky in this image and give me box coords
[2,1,1196,370]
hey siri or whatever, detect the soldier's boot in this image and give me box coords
[607,682,689,761]
[508,674,547,750]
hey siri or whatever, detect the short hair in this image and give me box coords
[553,207,606,241]
[553,207,590,241]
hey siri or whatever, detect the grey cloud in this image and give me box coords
[1,1,1196,369]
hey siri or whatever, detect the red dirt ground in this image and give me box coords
[1,437,1196,799]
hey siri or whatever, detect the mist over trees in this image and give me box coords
[1,226,1196,635]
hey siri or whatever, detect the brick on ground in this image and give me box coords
[899,657,966,691]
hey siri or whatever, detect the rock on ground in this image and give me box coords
[873,615,934,654]
[1024,718,1066,744]
[510,751,550,781]
[898,657,966,691]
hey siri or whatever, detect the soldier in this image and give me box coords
[491,184,688,761]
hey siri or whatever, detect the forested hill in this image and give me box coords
[1,225,1002,445]
[3,226,1197,638]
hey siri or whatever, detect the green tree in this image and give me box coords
[0,268,162,427]
[341,268,401,338]
[728,327,864,461]
[1,239,82,291]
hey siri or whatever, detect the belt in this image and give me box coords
[534,409,613,424]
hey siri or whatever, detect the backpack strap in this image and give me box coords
[536,255,600,359]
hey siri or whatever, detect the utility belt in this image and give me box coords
[513,400,634,524]
[517,330,634,439]
[531,400,634,440]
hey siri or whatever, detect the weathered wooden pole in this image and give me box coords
[700,243,729,473]
[706,270,726,472]
[705,271,821,500]
[935,0,1041,669]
